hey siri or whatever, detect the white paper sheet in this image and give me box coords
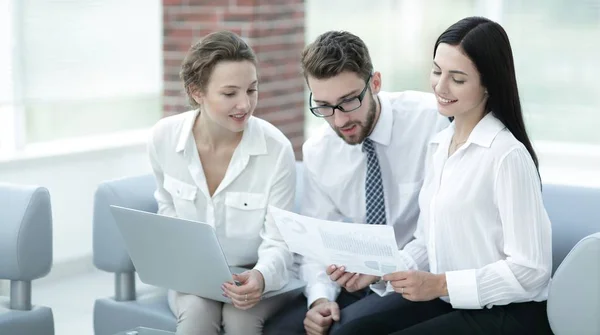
[269,206,403,276]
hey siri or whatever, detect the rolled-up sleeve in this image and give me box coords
[254,143,296,293]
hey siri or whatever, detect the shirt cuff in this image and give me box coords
[446,269,481,309]
[397,250,418,271]
[369,280,395,297]
[305,283,340,308]
[253,263,284,294]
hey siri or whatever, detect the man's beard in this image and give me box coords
[334,94,377,145]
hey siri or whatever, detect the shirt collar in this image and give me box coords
[367,94,393,146]
[175,110,267,156]
[468,112,506,148]
[430,122,454,145]
[175,109,199,153]
[430,112,506,148]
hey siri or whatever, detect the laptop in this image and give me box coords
[110,205,305,303]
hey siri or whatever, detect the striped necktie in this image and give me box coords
[363,138,386,225]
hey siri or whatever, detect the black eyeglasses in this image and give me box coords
[309,75,372,117]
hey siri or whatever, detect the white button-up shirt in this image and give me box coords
[300,91,450,306]
[148,110,296,293]
[374,113,553,309]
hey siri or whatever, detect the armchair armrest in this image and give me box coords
[92,174,157,300]
[0,184,52,311]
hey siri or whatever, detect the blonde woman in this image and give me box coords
[148,31,296,335]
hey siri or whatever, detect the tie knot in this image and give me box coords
[362,138,376,154]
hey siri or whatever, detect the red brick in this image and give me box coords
[254,41,297,53]
[254,0,298,5]
[185,0,228,6]
[250,26,303,39]
[171,12,220,24]
[164,27,194,39]
[253,32,304,43]
[259,87,304,100]
[259,112,304,126]
[234,0,256,6]
[259,68,301,83]
[164,6,225,15]
[164,73,181,82]
[163,0,185,5]
[225,6,254,14]
[222,11,255,23]
[165,88,185,97]
[164,51,186,60]
[192,28,224,39]
[276,122,305,136]
[254,12,300,23]
[258,78,304,91]
[259,92,304,107]
[165,58,184,67]
[164,39,193,52]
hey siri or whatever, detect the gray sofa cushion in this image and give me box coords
[0,184,52,281]
[0,296,54,335]
[547,233,600,335]
[93,288,175,335]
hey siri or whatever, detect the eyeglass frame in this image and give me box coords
[308,74,373,118]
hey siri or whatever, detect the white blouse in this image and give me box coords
[148,110,296,293]
[373,112,552,309]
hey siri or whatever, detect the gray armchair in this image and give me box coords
[0,183,54,335]
[92,174,174,335]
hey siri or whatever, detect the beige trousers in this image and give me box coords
[168,290,289,335]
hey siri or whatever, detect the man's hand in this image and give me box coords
[327,265,380,292]
[383,271,447,302]
[222,269,265,310]
[304,298,340,335]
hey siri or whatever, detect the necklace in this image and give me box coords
[450,136,467,150]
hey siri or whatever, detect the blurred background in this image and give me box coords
[0,0,598,334]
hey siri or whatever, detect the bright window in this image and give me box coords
[0,0,162,153]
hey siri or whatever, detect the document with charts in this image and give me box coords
[269,206,403,276]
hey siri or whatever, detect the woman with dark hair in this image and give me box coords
[331,16,553,335]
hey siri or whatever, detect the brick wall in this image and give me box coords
[163,0,306,158]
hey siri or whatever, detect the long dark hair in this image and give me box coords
[434,17,539,170]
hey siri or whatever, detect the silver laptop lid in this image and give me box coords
[109,205,234,302]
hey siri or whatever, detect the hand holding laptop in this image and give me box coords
[222,269,265,310]
[109,206,306,304]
